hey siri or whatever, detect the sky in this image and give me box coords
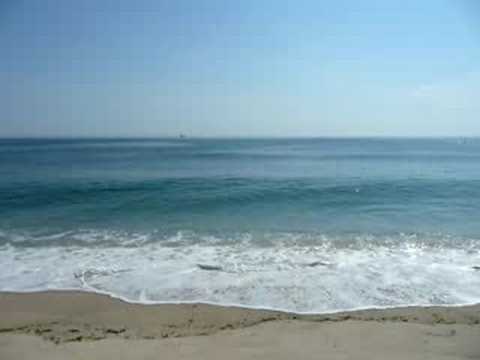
[1,0,479,137]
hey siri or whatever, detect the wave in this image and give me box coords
[1,227,479,250]
[1,236,480,313]
[2,177,479,211]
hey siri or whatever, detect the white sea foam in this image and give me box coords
[1,238,480,313]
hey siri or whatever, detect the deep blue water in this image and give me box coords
[1,138,480,311]
[1,138,480,242]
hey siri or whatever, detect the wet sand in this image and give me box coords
[1,291,479,359]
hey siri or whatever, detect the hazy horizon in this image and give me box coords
[2,135,480,140]
[2,0,480,138]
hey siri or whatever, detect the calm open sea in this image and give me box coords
[1,138,480,312]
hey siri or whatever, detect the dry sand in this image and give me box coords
[1,291,479,359]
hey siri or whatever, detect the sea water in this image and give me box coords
[1,138,480,312]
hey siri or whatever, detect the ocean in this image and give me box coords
[1,137,479,313]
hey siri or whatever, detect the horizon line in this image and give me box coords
[0,135,479,140]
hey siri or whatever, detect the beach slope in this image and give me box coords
[1,291,479,359]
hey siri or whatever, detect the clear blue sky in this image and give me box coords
[1,0,479,137]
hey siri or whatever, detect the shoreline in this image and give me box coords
[1,290,480,342]
[1,287,480,316]
[1,290,480,359]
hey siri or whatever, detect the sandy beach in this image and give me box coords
[0,291,479,359]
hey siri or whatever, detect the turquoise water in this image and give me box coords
[1,138,480,312]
